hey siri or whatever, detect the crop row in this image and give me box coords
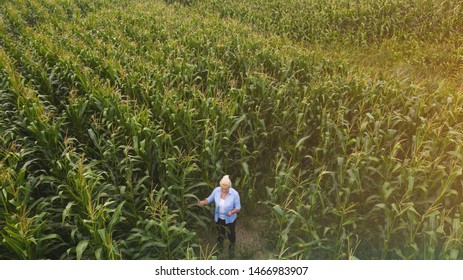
[195,0,463,46]
[1,0,463,259]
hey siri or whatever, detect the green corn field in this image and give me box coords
[1,0,463,259]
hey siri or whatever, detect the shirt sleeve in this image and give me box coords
[234,191,241,210]
[206,187,217,204]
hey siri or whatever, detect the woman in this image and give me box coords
[198,175,241,258]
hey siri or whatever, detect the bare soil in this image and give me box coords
[196,204,274,259]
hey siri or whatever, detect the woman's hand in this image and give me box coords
[227,208,239,216]
[197,199,207,206]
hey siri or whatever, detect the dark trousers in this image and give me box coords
[216,218,236,251]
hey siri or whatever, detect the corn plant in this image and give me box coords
[2,0,463,260]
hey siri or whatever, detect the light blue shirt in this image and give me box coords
[207,187,241,224]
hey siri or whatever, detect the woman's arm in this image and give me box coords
[198,199,209,206]
[198,188,218,206]
[227,191,241,216]
[227,208,240,216]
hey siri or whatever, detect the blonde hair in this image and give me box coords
[220,175,232,188]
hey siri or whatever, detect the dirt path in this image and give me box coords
[196,206,274,259]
